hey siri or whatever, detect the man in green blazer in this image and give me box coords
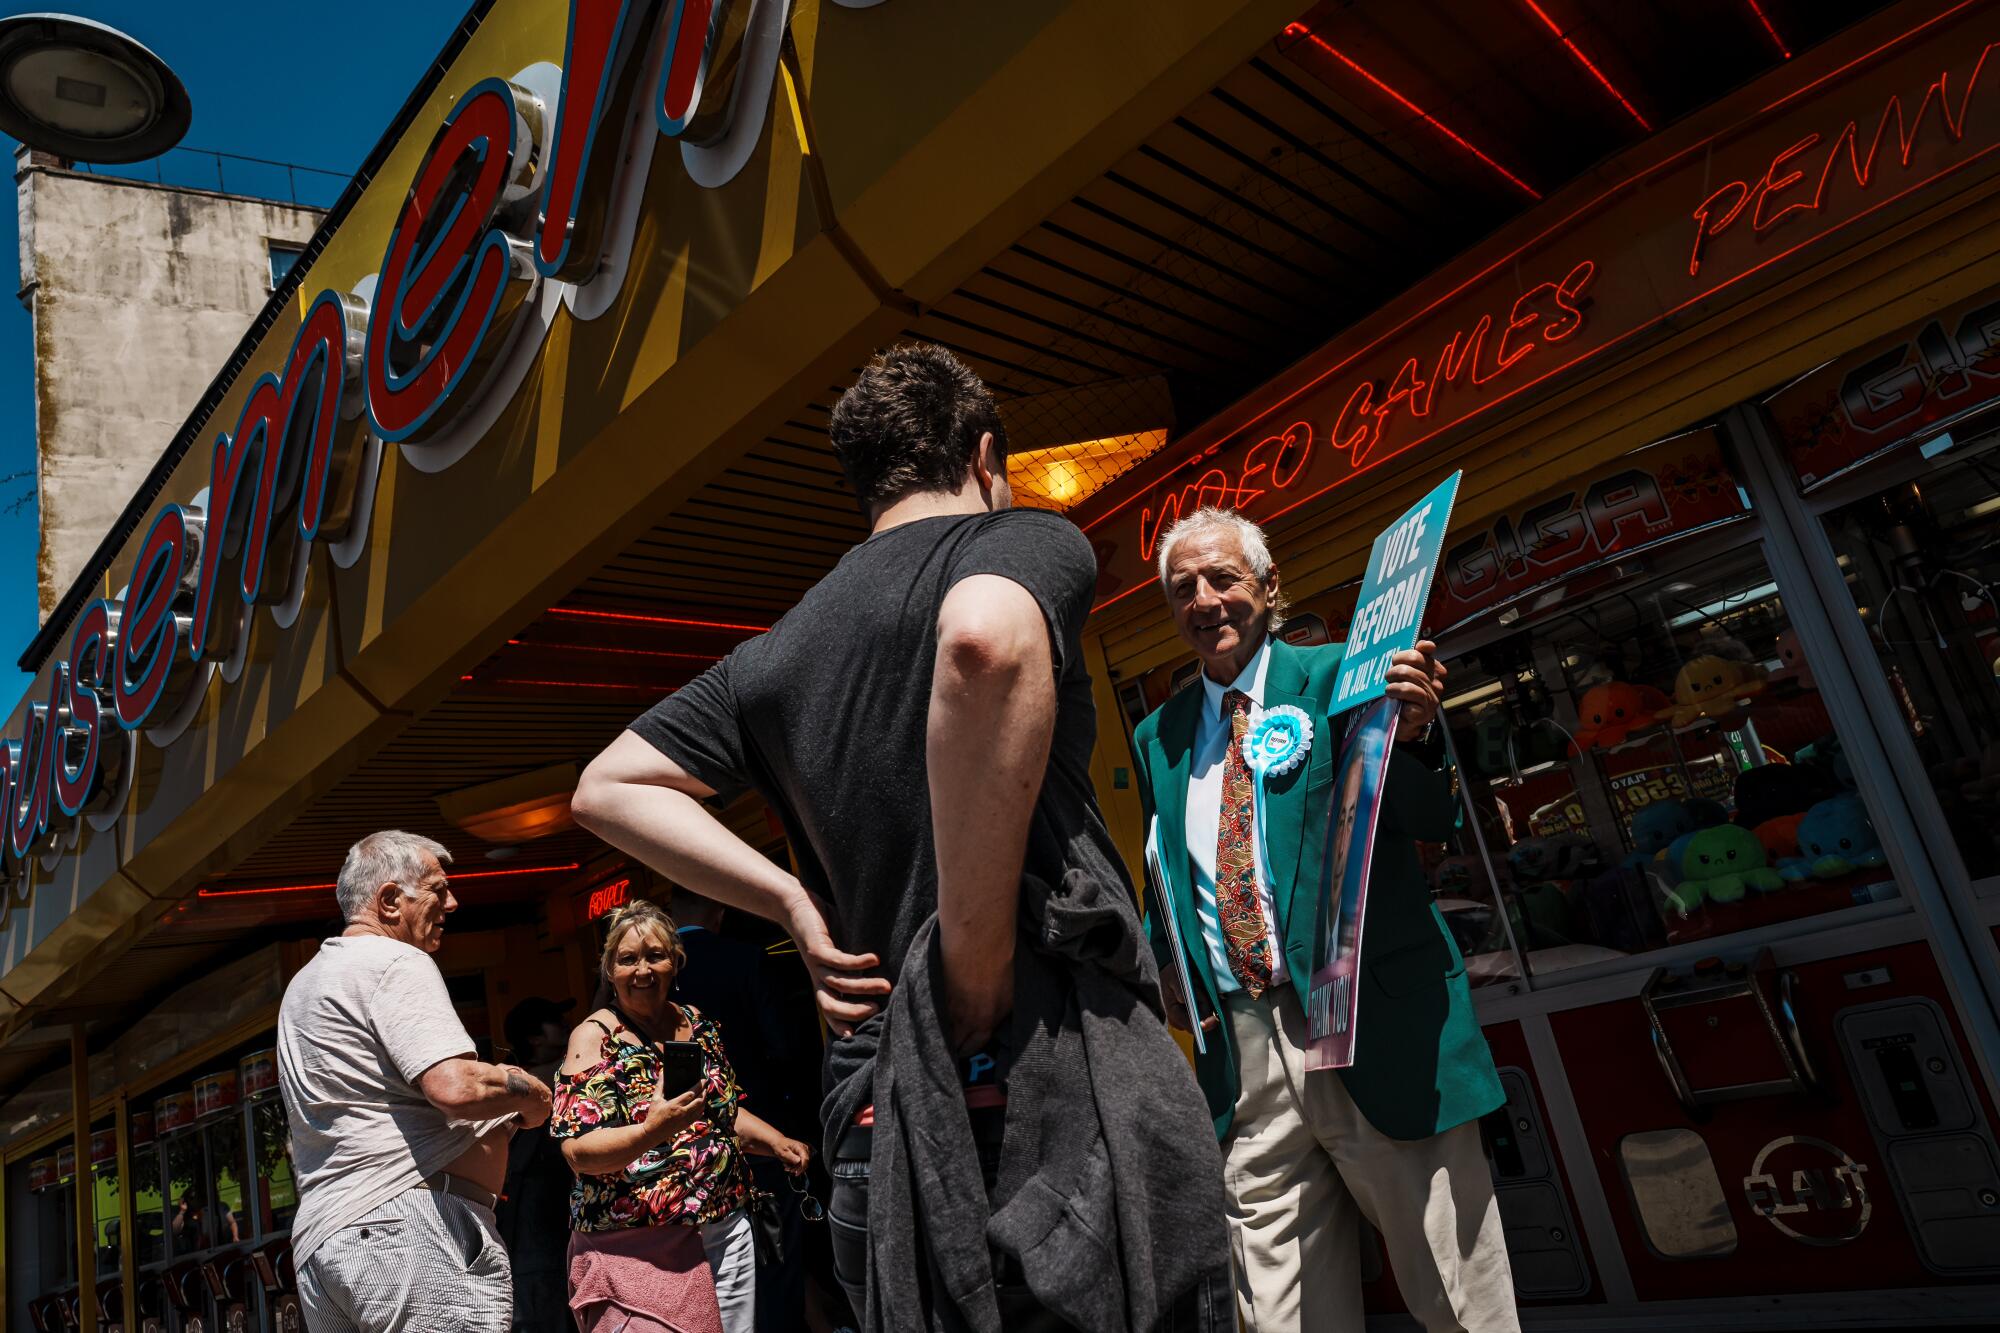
[1135,507,1516,1333]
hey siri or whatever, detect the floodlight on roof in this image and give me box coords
[0,14,189,164]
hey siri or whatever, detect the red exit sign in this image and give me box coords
[585,877,632,922]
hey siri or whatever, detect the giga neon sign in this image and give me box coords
[0,0,799,883]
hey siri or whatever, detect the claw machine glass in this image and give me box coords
[1433,428,1892,986]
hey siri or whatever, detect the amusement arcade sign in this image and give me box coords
[0,0,802,891]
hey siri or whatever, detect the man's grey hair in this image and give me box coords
[1155,506,1289,631]
[335,831,452,923]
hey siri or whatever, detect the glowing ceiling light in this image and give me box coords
[1046,460,1082,503]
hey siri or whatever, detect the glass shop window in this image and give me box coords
[90,1125,121,1276]
[163,1131,209,1256]
[1765,282,2000,891]
[251,1098,298,1236]
[208,1109,252,1247]
[32,1160,77,1289]
[1439,540,1896,980]
[1417,751,1520,988]
[132,1138,165,1267]
[1812,422,2000,890]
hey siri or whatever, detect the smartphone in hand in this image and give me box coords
[657,1040,705,1097]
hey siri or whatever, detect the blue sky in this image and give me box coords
[0,0,469,717]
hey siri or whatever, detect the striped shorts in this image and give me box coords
[298,1187,513,1333]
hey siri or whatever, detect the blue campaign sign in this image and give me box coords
[1331,471,1463,710]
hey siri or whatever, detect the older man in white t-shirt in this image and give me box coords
[278,830,553,1333]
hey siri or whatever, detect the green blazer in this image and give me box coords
[1133,637,1503,1142]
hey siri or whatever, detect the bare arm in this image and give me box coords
[418,1057,551,1127]
[572,731,890,1034]
[735,1107,811,1172]
[552,1019,703,1176]
[929,574,1058,1053]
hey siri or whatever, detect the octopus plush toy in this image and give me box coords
[1752,812,1806,863]
[1571,681,1671,751]
[1625,798,1727,883]
[1769,628,1817,690]
[1431,854,1483,898]
[1673,824,1785,910]
[1657,655,1767,728]
[1780,794,1889,880]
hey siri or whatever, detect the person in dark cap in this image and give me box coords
[498,995,576,1333]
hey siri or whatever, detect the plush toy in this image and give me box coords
[1675,824,1785,909]
[1733,761,1834,831]
[1629,799,1696,858]
[1752,812,1806,862]
[1627,798,1727,886]
[1507,837,1561,883]
[1572,681,1671,751]
[1658,655,1767,728]
[1509,832,1603,884]
[1795,734,1854,789]
[1780,794,1889,880]
[1548,832,1604,879]
[1769,628,1817,690]
[1431,854,1483,898]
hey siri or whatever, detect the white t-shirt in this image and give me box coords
[277,934,497,1264]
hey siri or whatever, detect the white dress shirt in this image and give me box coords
[1186,637,1287,993]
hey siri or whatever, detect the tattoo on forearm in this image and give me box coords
[504,1069,538,1099]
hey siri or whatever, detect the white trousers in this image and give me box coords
[699,1208,756,1333]
[1222,990,1519,1333]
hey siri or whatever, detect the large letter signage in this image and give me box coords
[1076,6,2000,611]
[0,0,803,900]
[365,78,546,445]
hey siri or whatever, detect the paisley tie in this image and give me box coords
[1216,689,1273,998]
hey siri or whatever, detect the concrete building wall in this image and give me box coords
[16,154,324,620]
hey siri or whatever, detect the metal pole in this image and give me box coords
[1438,720,1533,986]
[69,1025,96,1333]
[114,1095,136,1333]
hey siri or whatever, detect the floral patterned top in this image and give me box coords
[548,1005,753,1231]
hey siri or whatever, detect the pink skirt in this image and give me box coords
[568,1224,722,1333]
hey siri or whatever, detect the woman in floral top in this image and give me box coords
[554,899,809,1333]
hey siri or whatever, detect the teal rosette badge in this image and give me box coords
[1242,704,1313,778]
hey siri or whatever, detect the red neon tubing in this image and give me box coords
[1746,0,1793,61]
[545,606,768,633]
[1082,2,1984,551]
[197,861,585,899]
[1282,20,1541,199]
[1089,139,2000,612]
[1517,0,1652,131]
